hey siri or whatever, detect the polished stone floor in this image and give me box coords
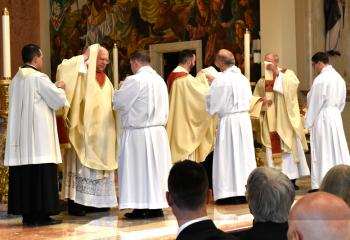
[0,177,310,240]
[0,204,252,240]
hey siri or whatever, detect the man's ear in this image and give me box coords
[206,189,213,204]
[288,229,301,240]
[166,191,173,207]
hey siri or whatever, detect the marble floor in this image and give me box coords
[0,177,310,240]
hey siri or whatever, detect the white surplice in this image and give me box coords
[206,66,257,200]
[305,65,350,189]
[5,67,69,166]
[113,66,172,209]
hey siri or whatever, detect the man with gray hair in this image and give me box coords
[238,167,294,240]
[206,49,256,204]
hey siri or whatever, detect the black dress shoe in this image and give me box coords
[124,209,149,219]
[148,209,164,218]
[124,209,164,219]
[23,215,62,226]
[85,206,110,213]
[35,216,62,226]
[216,196,247,205]
[22,215,37,226]
[68,200,86,216]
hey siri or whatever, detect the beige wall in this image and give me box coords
[260,0,297,74]
[40,0,51,76]
[295,0,313,91]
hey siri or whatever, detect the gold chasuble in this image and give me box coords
[250,69,308,166]
[56,44,117,170]
[166,68,217,163]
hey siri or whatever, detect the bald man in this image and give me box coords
[206,49,256,203]
[57,44,118,216]
[250,53,309,189]
[288,192,350,240]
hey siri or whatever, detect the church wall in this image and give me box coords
[260,0,297,74]
[0,0,40,78]
[295,0,313,91]
[39,1,51,76]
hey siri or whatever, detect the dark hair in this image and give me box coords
[311,51,329,64]
[179,49,195,64]
[22,44,41,64]
[168,160,209,211]
[130,50,150,64]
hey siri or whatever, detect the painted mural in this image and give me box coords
[49,0,260,82]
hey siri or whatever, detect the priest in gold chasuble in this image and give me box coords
[56,44,118,216]
[166,50,217,163]
[250,53,309,182]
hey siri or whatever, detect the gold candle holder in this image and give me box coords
[0,77,10,204]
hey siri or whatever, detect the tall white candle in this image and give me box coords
[113,43,119,88]
[244,28,250,81]
[2,8,11,78]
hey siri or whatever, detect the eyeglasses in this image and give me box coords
[97,57,110,64]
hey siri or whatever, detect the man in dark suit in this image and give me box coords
[236,167,294,240]
[166,160,238,240]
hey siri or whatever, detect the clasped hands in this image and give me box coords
[260,97,272,107]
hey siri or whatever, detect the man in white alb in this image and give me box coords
[206,49,256,204]
[113,50,172,219]
[305,51,350,190]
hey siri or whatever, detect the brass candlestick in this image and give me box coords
[0,77,10,203]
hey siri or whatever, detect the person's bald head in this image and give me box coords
[96,46,110,72]
[215,49,235,71]
[288,192,350,240]
[264,52,279,65]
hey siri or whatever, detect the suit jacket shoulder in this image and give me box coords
[237,221,288,240]
[177,219,238,240]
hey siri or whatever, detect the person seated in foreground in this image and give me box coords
[237,167,295,240]
[287,192,350,240]
[167,160,238,240]
[320,164,350,206]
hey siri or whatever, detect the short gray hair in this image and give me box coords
[216,51,235,65]
[246,167,295,223]
[320,164,350,207]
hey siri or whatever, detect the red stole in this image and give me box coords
[167,71,189,92]
[57,116,69,144]
[96,71,106,87]
[265,71,281,158]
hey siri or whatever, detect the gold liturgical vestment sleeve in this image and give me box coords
[166,72,217,163]
[56,44,117,170]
